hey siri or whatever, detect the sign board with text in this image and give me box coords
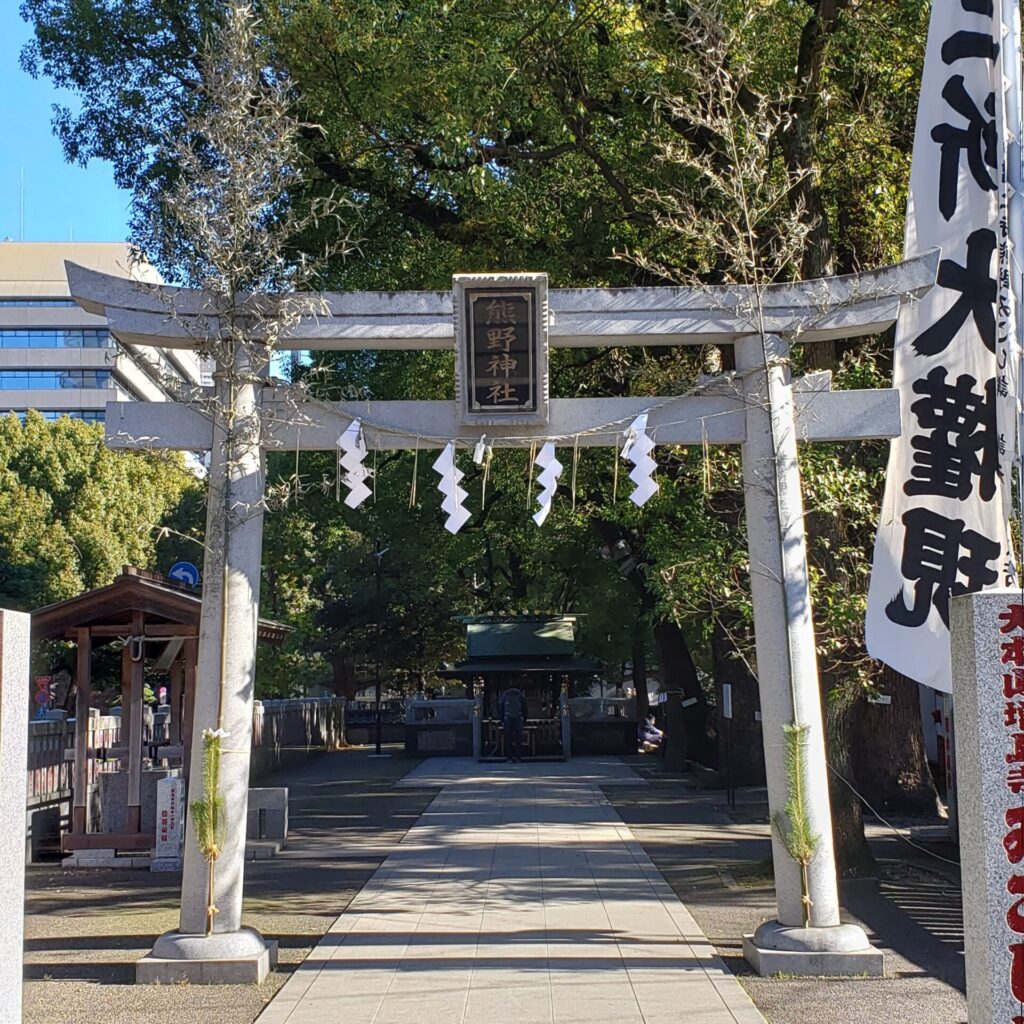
[453,273,549,427]
[952,589,1024,1024]
[152,774,184,872]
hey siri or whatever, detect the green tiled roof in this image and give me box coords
[466,619,576,658]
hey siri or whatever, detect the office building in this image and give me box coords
[0,242,206,423]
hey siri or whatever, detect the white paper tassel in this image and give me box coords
[473,435,490,465]
[432,442,471,534]
[622,414,659,507]
[532,442,563,526]
[336,418,372,508]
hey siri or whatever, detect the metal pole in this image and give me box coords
[374,538,383,756]
[1000,0,1024,574]
[723,682,735,811]
[724,718,733,811]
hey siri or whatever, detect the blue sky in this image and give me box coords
[0,5,132,243]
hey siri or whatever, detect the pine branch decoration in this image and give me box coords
[190,727,229,934]
[771,722,821,927]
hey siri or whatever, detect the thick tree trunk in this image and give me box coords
[781,0,852,279]
[850,666,939,815]
[653,619,712,764]
[824,678,876,876]
[710,620,765,785]
[779,0,853,368]
[586,521,710,760]
[327,654,360,700]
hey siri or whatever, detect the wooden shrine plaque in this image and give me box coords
[453,273,549,426]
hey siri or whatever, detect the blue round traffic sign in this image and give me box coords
[168,561,201,588]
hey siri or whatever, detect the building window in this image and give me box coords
[0,370,113,389]
[0,329,111,348]
[12,410,105,424]
[0,299,78,307]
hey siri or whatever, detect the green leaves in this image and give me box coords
[772,721,822,926]
[774,722,820,863]
[190,728,227,863]
[190,727,228,934]
[0,412,200,610]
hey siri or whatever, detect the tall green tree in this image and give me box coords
[0,412,201,609]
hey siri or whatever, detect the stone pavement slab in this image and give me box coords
[606,767,969,1024]
[256,758,765,1024]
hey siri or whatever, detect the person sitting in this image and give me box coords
[499,686,529,763]
[638,712,664,753]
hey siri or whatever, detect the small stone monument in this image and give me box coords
[951,588,1024,1024]
[0,609,30,1024]
[151,774,184,872]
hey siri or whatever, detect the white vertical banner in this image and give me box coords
[867,0,1017,693]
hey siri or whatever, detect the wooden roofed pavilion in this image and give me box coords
[32,566,288,856]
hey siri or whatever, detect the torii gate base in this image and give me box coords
[67,257,937,983]
[137,929,277,985]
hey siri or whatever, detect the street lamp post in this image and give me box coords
[373,539,389,756]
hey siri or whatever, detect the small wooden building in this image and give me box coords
[32,566,288,857]
[413,614,630,761]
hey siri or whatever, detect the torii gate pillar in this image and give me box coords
[137,345,276,984]
[737,335,881,974]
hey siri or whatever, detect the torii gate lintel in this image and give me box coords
[65,250,938,351]
[102,375,902,452]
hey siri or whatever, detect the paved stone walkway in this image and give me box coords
[256,758,766,1024]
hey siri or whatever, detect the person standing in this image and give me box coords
[499,686,528,762]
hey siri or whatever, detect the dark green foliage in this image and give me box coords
[0,412,201,610]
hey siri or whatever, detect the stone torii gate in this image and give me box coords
[67,252,938,982]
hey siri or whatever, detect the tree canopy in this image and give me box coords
[0,413,202,609]
[20,0,927,286]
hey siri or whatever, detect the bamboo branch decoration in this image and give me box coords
[190,728,229,935]
[771,722,821,928]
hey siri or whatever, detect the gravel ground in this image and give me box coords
[23,747,433,1024]
[606,757,968,1024]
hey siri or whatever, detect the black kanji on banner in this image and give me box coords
[913,228,997,356]
[905,368,998,501]
[931,75,997,220]
[885,507,1000,627]
[941,30,999,65]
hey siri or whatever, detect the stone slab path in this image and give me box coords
[256,757,766,1024]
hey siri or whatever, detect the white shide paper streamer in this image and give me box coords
[336,418,372,508]
[432,442,471,534]
[532,441,563,526]
[622,414,659,507]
